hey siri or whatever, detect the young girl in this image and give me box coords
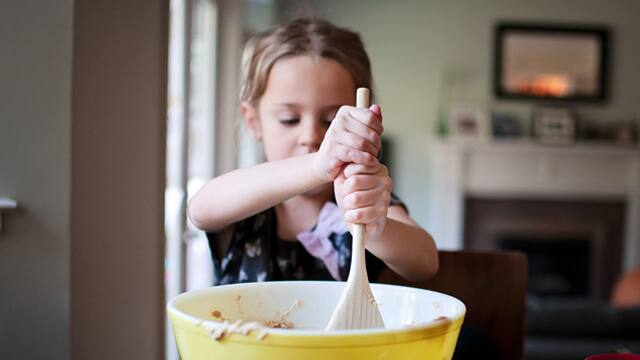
[188,17,438,286]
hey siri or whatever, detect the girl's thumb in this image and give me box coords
[369,104,382,122]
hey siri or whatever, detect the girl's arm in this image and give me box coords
[189,104,383,232]
[367,206,439,283]
[334,163,438,282]
[188,153,326,232]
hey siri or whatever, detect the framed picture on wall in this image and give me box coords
[532,106,577,144]
[448,104,490,142]
[494,22,610,102]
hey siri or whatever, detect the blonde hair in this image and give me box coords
[240,17,372,105]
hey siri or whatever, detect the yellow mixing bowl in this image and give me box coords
[168,281,465,359]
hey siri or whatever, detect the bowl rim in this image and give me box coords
[167,281,466,341]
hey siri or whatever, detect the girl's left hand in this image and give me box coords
[334,163,392,240]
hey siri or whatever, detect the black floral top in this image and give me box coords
[206,195,406,286]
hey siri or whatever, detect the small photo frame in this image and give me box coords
[448,104,490,142]
[610,121,638,146]
[580,119,638,146]
[492,111,525,138]
[532,106,576,144]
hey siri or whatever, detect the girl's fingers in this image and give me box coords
[332,143,379,166]
[320,105,386,177]
[369,104,382,120]
[343,163,387,178]
[335,131,379,157]
[343,116,382,152]
[344,204,388,224]
[342,187,391,211]
[343,174,379,193]
[347,107,383,134]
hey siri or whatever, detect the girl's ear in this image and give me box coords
[241,101,262,140]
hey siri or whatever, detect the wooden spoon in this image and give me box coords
[325,87,385,330]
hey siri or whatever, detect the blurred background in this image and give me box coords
[2,0,639,359]
[166,1,640,358]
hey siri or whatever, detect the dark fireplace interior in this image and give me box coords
[464,197,625,301]
[500,236,590,298]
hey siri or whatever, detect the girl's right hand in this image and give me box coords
[314,104,384,181]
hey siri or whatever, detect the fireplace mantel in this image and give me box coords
[427,138,640,270]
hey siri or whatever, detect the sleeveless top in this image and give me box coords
[206,194,406,286]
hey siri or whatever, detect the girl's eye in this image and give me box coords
[279,118,300,126]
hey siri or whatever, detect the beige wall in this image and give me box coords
[0,1,73,359]
[277,0,640,232]
[0,0,168,359]
[71,0,168,359]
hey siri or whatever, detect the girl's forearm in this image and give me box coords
[366,218,438,282]
[188,153,328,232]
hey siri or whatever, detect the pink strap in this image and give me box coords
[297,202,348,280]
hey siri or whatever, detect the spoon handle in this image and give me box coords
[349,87,370,279]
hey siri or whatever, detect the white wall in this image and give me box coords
[277,0,640,237]
[0,1,73,359]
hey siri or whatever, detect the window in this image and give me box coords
[164,1,275,357]
[165,0,217,358]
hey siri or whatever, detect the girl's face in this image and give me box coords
[243,55,356,161]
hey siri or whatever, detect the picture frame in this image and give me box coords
[448,104,490,142]
[532,106,577,144]
[580,119,638,146]
[491,111,525,138]
[494,22,610,102]
[610,121,638,146]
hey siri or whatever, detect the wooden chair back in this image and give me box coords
[377,250,527,360]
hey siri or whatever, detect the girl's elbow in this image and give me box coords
[186,200,208,230]
[426,251,439,280]
[403,251,438,283]
[415,241,439,282]
[187,199,228,232]
[423,232,439,280]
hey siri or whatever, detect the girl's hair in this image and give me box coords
[240,17,372,105]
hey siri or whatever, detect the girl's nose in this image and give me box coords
[298,118,325,150]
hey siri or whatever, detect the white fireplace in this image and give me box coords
[426,138,640,272]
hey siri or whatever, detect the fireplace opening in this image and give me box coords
[464,197,625,301]
[500,236,591,298]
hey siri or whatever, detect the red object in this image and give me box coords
[586,354,640,360]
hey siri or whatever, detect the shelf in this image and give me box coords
[436,138,640,156]
[0,198,18,233]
